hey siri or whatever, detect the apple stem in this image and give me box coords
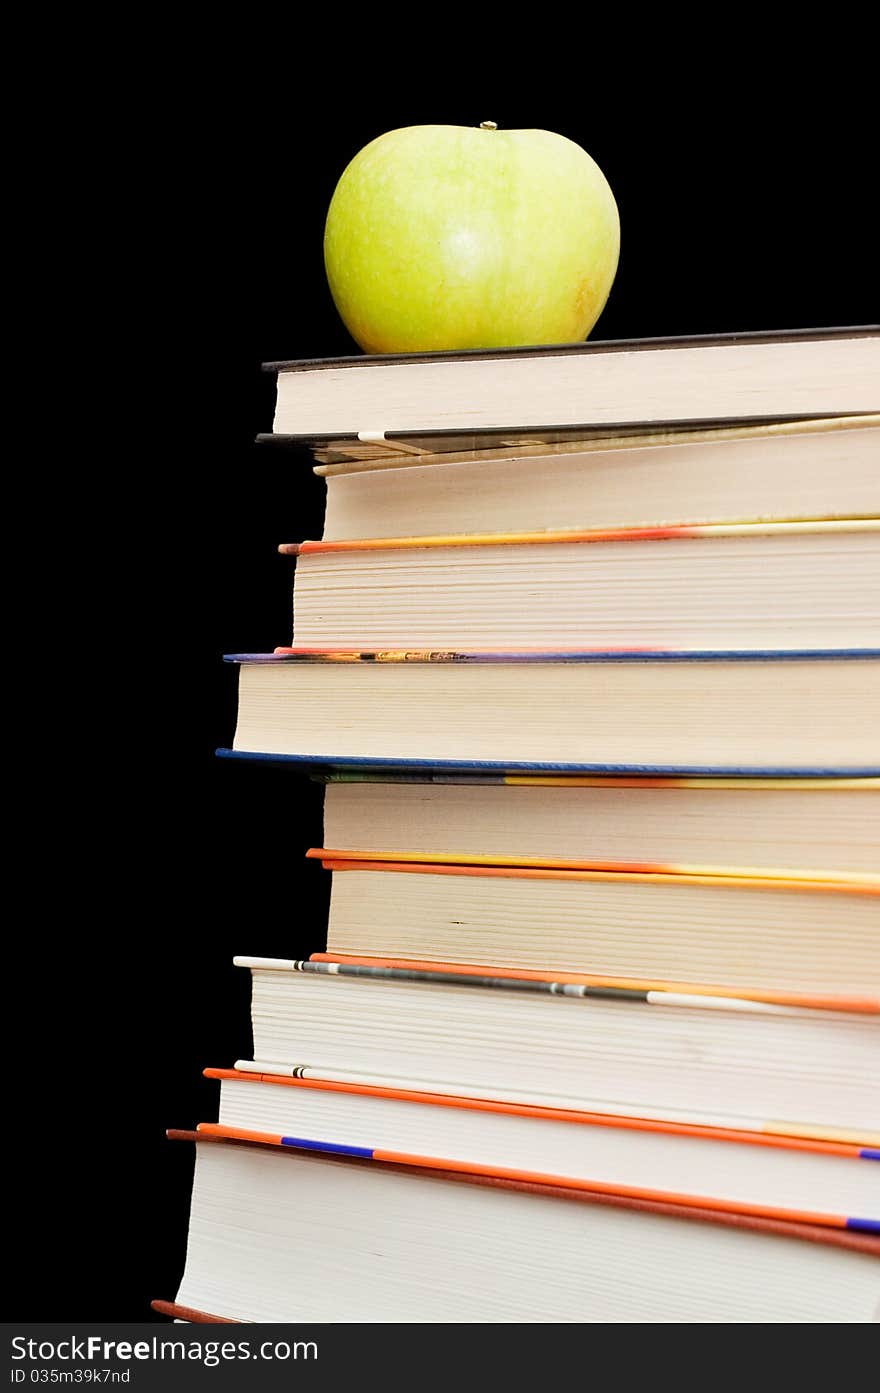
[479,121,498,131]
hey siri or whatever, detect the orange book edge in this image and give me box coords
[204,1066,880,1152]
[164,1129,880,1254]
[308,846,880,891]
[282,518,880,556]
[310,951,880,1015]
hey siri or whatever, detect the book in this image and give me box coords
[163,1133,880,1323]
[202,1067,880,1228]
[306,857,879,1002]
[265,328,879,438]
[222,650,880,773]
[313,418,880,541]
[284,521,880,650]
[318,773,880,877]
[230,1057,878,1144]
[234,957,879,1135]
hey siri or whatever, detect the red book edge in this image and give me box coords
[151,1300,236,1324]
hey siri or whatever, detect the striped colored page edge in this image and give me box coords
[308,952,879,1015]
[227,647,880,663]
[311,772,880,788]
[235,954,875,1016]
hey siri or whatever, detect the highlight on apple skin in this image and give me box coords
[323,122,621,354]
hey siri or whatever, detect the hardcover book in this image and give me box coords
[312,417,880,540]
[318,774,880,877]
[284,521,880,651]
[308,854,879,1002]
[234,956,879,1135]
[266,328,879,437]
[222,649,880,773]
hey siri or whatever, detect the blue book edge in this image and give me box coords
[223,649,880,665]
[215,749,880,778]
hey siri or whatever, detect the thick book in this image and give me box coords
[307,855,879,1003]
[222,650,880,773]
[319,773,880,877]
[313,417,880,541]
[160,1132,880,1323]
[265,328,879,438]
[284,521,880,651]
[202,1067,880,1229]
[234,957,879,1135]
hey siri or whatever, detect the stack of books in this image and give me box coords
[157,329,880,1324]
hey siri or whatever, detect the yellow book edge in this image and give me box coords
[308,847,880,892]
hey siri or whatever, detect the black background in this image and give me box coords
[11,71,876,1322]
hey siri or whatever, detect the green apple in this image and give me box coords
[324,122,620,353]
